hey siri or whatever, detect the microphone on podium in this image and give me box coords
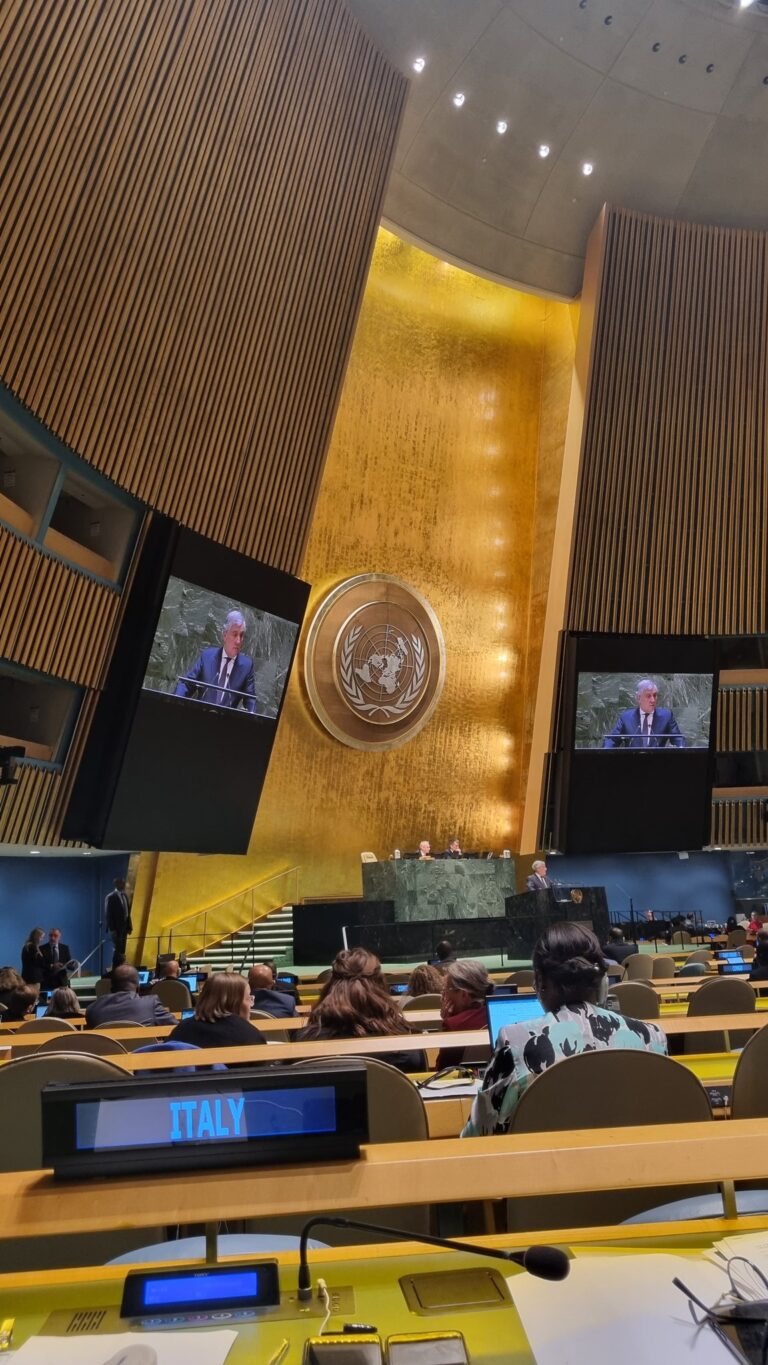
[297,1215,569,1301]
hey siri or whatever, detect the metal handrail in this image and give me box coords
[150,865,301,959]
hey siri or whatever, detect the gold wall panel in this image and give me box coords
[0,0,405,574]
[711,799,768,849]
[567,207,768,635]
[139,229,577,933]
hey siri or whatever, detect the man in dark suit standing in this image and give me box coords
[175,610,257,712]
[526,860,553,892]
[105,878,132,966]
[603,679,684,748]
[40,928,73,988]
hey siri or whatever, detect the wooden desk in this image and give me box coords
[107,1031,490,1071]
[6,1221,768,1365]
[4,1118,768,1239]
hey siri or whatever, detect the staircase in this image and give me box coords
[187,904,294,973]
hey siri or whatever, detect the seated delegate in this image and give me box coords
[405,963,445,998]
[749,929,768,984]
[248,962,297,1018]
[0,966,24,1014]
[85,964,176,1028]
[45,987,84,1020]
[169,972,266,1048]
[2,984,38,1021]
[297,948,426,1073]
[462,921,667,1137]
[437,959,490,1068]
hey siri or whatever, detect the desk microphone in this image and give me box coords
[297,1216,569,1301]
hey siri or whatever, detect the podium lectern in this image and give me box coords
[504,886,609,958]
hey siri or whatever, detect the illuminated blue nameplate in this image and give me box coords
[120,1260,281,1324]
[42,1065,368,1178]
[75,1085,337,1150]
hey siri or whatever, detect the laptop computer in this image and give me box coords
[486,994,546,1047]
[137,969,151,986]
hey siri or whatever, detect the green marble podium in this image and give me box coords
[362,859,516,922]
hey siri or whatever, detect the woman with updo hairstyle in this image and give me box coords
[298,948,426,1073]
[462,920,667,1137]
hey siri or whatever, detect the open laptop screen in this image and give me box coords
[487,995,546,1047]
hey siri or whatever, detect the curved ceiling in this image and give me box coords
[346,0,768,298]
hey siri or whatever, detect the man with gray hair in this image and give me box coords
[175,608,257,712]
[604,678,684,749]
[526,859,553,892]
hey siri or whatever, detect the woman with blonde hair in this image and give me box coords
[298,948,425,1072]
[169,971,265,1049]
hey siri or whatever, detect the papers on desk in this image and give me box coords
[707,1231,768,1280]
[511,1255,736,1364]
[9,1328,236,1365]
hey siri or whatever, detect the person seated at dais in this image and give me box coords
[417,840,433,861]
[462,921,666,1137]
[429,939,457,969]
[297,948,425,1073]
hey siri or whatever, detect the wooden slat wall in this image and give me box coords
[717,687,768,753]
[0,0,406,575]
[0,0,405,847]
[0,526,118,689]
[567,207,768,634]
[711,798,768,850]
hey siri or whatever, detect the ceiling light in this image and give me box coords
[496,120,508,135]
[452,92,465,108]
[739,0,756,9]
[582,161,594,176]
[538,143,550,158]
[412,56,426,73]
[29,849,40,855]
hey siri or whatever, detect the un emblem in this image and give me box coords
[304,575,445,750]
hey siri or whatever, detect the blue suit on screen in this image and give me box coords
[603,706,684,748]
[175,646,257,713]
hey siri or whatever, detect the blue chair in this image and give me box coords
[132,1041,227,1074]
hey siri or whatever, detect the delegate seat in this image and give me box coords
[504,970,534,988]
[651,956,676,980]
[250,1009,289,1042]
[730,1026,768,1120]
[623,953,653,981]
[678,962,707,977]
[37,1031,128,1057]
[12,1016,77,1034]
[402,993,442,1011]
[684,977,757,1054]
[609,981,660,1020]
[0,1052,159,1270]
[150,979,193,1011]
[92,1023,160,1051]
[684,949,713,965]
[670,930,693,944]
[506,1049,714,1231]
[727,928,748,949]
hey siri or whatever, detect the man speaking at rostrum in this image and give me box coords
[603,679,684,749]
[175,609,257,713]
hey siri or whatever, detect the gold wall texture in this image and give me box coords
[138,230,576,939]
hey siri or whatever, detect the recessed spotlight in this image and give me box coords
[652,42,661,51]
[452,92,465,107]
[496,120,508,134]
[740,0,756,9]
[604,14,613,24]
[582,161,594,175]
[706,63,715,73]
[538,143,551,158]
[82,849,93,856]
[678,54,687,64]
[29,849,40,855]
[412,56,426,73]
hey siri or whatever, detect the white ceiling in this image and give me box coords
[347,0,768,297]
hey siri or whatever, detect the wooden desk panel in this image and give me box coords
[4,1118,768,1238]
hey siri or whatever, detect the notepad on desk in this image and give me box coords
[511,1255,736,1364]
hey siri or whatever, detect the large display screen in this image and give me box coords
[142,576,298,720]
[544,634,718,855]
[575,672,713,750]
[63,518,310,853]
